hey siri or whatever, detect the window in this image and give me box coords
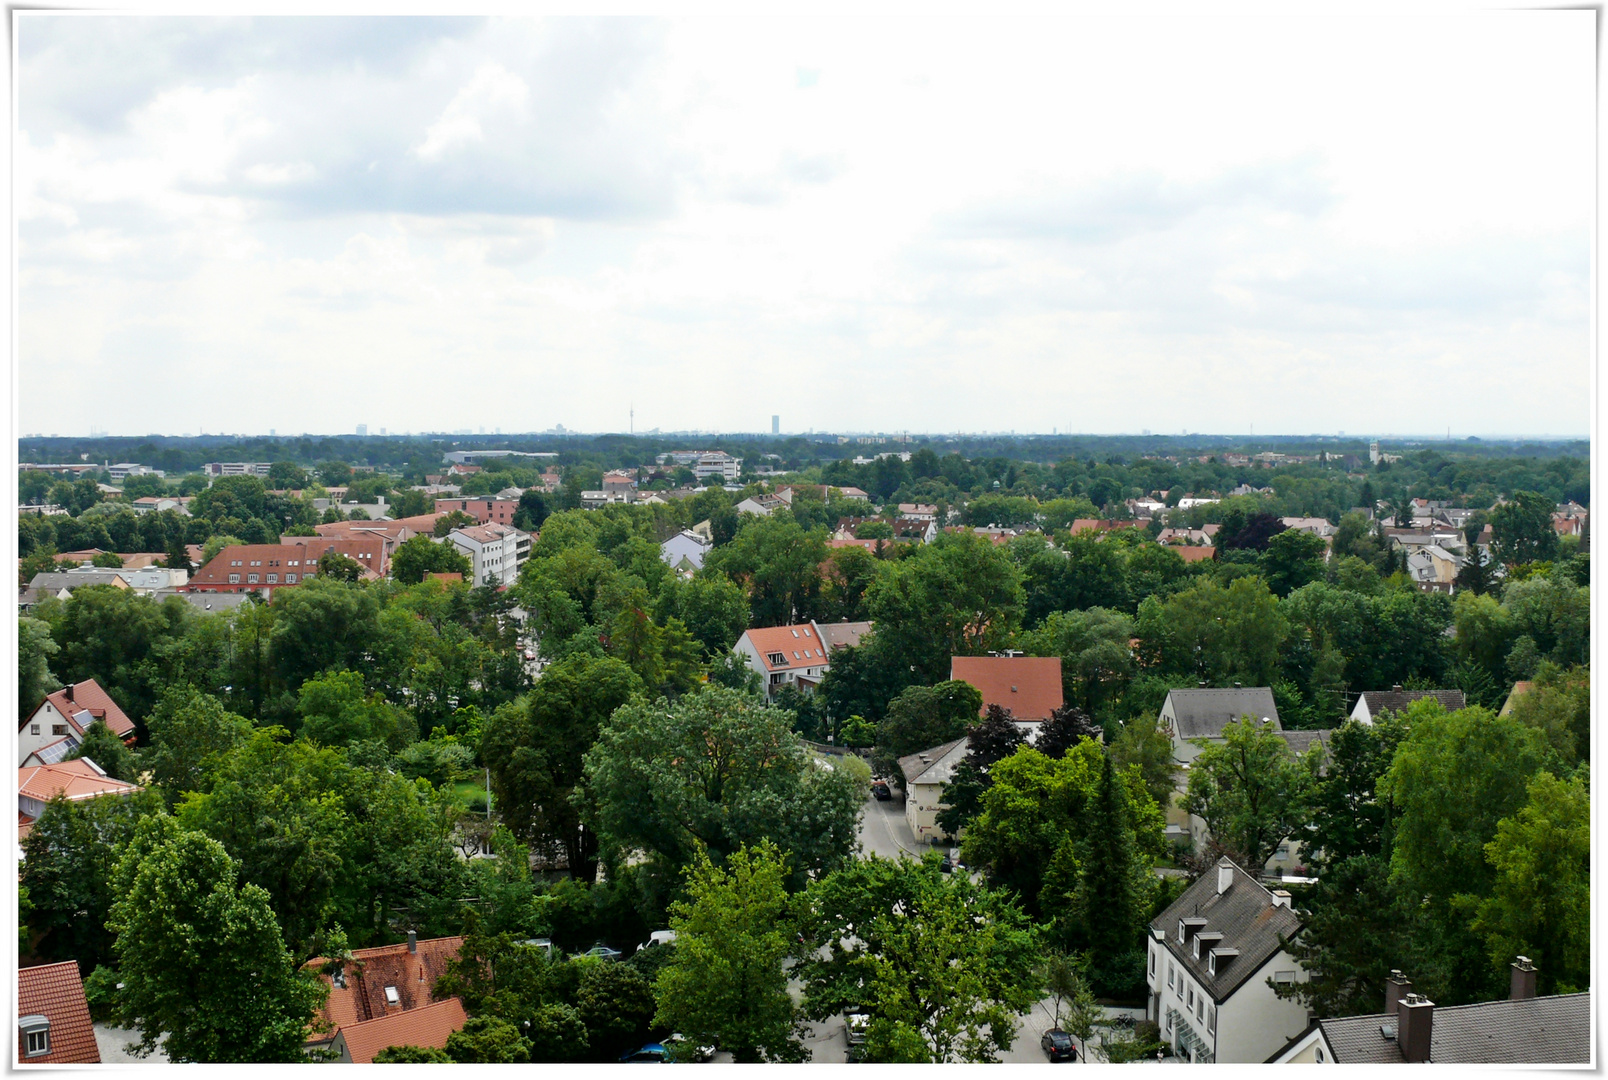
[285,574,297,584]
[384,985,400,1005]
[250,560,261,566]
[52,725,67,736]
[228,574,240,584]
[1276,844,1289,861]
[247,574,259,584]
[1149,950,1156,975]
[1167,962,1174,989]
[1315,1047,1325,1063]
[790,629,799,637]
[21,1017,49,1057]
[1207,1005,1216,1035]
[1177,919,1185,944]
[1187,988,1194,1009]
[267,574,278,583]
[1274,971,1297,984]
[1196,996,1203,1022]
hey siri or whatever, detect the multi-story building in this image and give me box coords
[656,450,742,481]
[444,523,530,587]
[434,496,518,526]
[187,539,386,599]
[107,463,164,482]
[204,462,273,477]
[733,620,871,699]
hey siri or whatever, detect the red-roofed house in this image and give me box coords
[20,679,136,764]
[19,759,142,842]
[734,620,871,699]
[329,997,468,1063]
[949,655,1064,721]
[303,933,464,1054]
[18,961,100,1064]
[187,539,385,599]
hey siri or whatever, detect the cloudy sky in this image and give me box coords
[15,12,1594,439]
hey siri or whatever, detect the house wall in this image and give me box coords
[1213,948,1310,1064]
[904,780,952,846]
[20,702,73,761]
[1274,1030,1325,1063]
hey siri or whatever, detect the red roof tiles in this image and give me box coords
[26,679,134,740]
[738,625,833,673]
[949,655,1064,721]
[19,760,139,805]
[304,936,464,1034]
[17,961,100,1064]
[332,997,467,1064]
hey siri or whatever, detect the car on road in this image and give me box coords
[619,1042,670,1062]
[1041,1029,1077,1062]
[870,781,891,801]
[584,945,622,961]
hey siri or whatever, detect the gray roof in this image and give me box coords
[152,589,254,613]
[1276,729,1331,759]
[1150,857,1302,1003]
[1315,993,1590,1064]
[1164,687,1281,739]
[898,738,969,787]
[1356,689,1465,717]
[27,570,127,592]
[817,621,872,651]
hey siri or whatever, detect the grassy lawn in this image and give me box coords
[445,779,489,809]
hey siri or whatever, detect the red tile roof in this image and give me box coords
[739,625,834,673]
[189,540,385,589]
[333,997,467,1064]
[949,655,1064,720]
[17,961,100,1064]
[19,760,140,804]
[26,679,135,739]
[1171,545,1216,563]
[304,936,464,1033]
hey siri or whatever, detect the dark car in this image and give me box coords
[1041,1029,1077,1062]
[620,1042,671,1063]
[940,848,963,874]
[871,781,891,801]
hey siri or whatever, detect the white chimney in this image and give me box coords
[1217,864,1234,894]
[1270,889,1292,909]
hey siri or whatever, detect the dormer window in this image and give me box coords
[384,986,400,1006]
[20,1015,49,1057]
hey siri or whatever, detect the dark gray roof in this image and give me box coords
[152,588,253,613]
[897,738,968,787]
[26,570,126,592]
[1164,688,1281,739]
[1316,993,1590,1064]
[1276,730,1331,759]
[1150,857,1302,1004]
[1356,689,1465,717]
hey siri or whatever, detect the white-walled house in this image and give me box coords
[19,680,136,766]
[659,530,713,573]
[1146,858,1311,1063]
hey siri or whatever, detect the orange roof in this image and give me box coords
[17,961,100,1064]
[949,656,1064,720]
[739,624,833,673]
[333,997,467,1064]
[28,679,135,739]
[391,513,445,533]
[1172,545,1216,563]
[189,540,386,587]
[19,760,140,803]
[304,936,464,1033]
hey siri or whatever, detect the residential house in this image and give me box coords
[1405,545,1461,591]
[19,759,142,842]
[660,530,713,573]
[129,495,192,515]
[17,961,100,1064]
[734,494,785,516]
[445,523,530,587]
[19,570,130,610]
[949,655,1063,721]
[733,620,870,699]
[434,500,518,530]
[1170,545,1217,564]
[898,737,970,846]
[896,503,938,521]
[1280,517,1336,540]
[189,539,385,600]
[327,998,468,1064]
[20,679,136,765]
[581,489,635,508]
[834,517,937,543]
[1146,858,1310,1063]
[1349,687,1465,725]
[1498,681,1532,717]
[774,484,869,504]
[602,470,637,493]
[1268,961,1588,1065]
[1128,496,1168,517]
[304,932,465,1054]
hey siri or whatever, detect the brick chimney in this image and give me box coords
[1384,970,1412,1017]
[1398,994,1434,1063]
[1510,956,1537,1001]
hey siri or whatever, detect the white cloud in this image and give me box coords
[412,61,529,161]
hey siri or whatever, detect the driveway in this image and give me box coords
[856,789,929,862]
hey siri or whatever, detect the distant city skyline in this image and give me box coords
[16,13,1593,439]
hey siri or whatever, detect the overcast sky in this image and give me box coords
[15,12,1594,439]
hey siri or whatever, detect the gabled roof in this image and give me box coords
[27,679,135,739]
[17,961,101,1063]
[22,735,79,766]
[1276,729,1331,759]
[1150,857,1302,1003]
[898,738,969,787]
[816,621,872,651]
[1162,687,1280,740]
[19,759,140,804]
[950,656,1064,721]
[1354,689,1465,718]
[1310,993,1590,1064]
[304,936,465,1033]
[737,624,834,672]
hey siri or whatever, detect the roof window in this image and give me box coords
[384,986,400,1005]
[20,1015,50,1057]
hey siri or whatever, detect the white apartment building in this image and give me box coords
[445,523,531,587]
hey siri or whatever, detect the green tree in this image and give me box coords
[934,705,1027,837]
[391,534,472,585]
[63,719,138,781]
[1502,664,1589,765]
[1471,771,1589,995]
[200,534,247,566]
[373,1045,453,1062]
[871,680,983,777]
[1259,527,1328,597]
[1183,716,1318,872]
[1109,713,1177,812]
[582,684,862,891]
[577,960,657,1059]
[482,655,643,883]
[297,669,409,749]
[527,1003,590,1063]
[1489,490,1559,565]
[653,842,806,1062]
[1018,607,1136,717]
[1138,576,1289,687]
[654,573,749,657]
[18,616,61,719]
[142,686,254,805]
[799,854,1043,1063]
[108,818,329,1062]
[317,548,366,582]
[703,514,829,626]
[446,1015,530,1063]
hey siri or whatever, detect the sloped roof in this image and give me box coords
[1150,857,1302,1003]
[28,679,135,739]
[816,621,872,651]
[23,735,79,766]
[1276,730,1331,759]
[738,625,833,673]
[898,738,969,787]
[304,936,465,1033]
[949,656,1064,721]
[1171,545,1217,564]
[1163,687,1280,740]
[1314,993,1590,1064]
[17,961,101,1064]
[1355,689,1465,718]
[19,760,140,803]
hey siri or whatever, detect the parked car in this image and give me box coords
[640,929,677,952]
[665,1033,716,1062]
[845,1013,870,1046]
[1041,1028,1077,1062]
[584,945,622,961]
[871,781,891,801]
[619,1042,671,1063]
[941,848,963,874]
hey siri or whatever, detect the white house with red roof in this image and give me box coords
[20,679,136,764]
[734,620,872,699]
[19,759,142,843]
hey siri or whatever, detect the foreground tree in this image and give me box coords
[799,853,1042,1063]
[653,842,806,1062]
[1183,716,1319,873]
[108,817,329,1062]
[871,680,983,777]
[63,719,138,781]
[935,705,1026,836]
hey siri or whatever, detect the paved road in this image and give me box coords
[857,788,935,862]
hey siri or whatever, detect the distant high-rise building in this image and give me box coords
[772,415,780,435]
[356,424,368,437]
[269,429,276,437]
